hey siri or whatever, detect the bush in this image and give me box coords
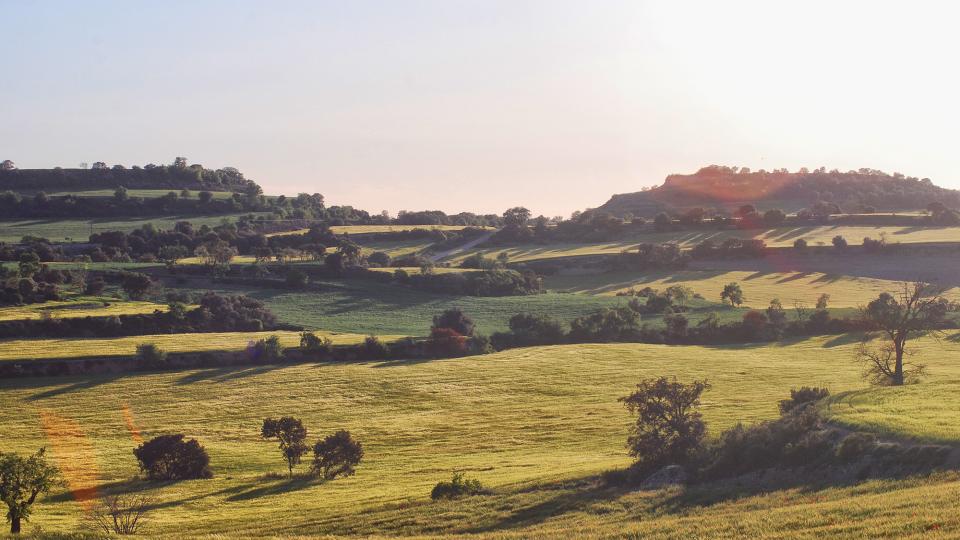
[620,377,709,475]
[300,332,333,357]
[569,307,641,343]
[367,251,391,267]
[430,472,485,500]
[135,343,167,370]
[793,238,808,250]
[251,335,284,363]
[778,387,830,415]
[362,336,390,359]
[836,432,876,461]
[133,434,212,481]
[427,327,468,357]
[310,430,363,480]
[432,308,475,336]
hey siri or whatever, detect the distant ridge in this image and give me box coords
[598,165,960,217]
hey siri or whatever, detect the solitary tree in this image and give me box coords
[261,417,309,477]
[502,207,531,227]
[620,378,710,474]
[720,282,744,306]
[432,308,475,336]
[121,272,153,300]
[0,448,61,534]
[310,430,364,480]
[856,282,949,385]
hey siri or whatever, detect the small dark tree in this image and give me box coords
[856,282,949,385]
[133,435,212,481]
[121,272,153,300]
[300,332,333,356]
[778,387,830,415]
[261,417,308,477]
[793,238,808,250]
[367,251,391,267]
[0,448,61,534]
[620,377,710,474]
[720,282,744,306]
[135,343,167,369]
[310,430,363,480]
[362,335,390,359]
[432,308,475,336]
[430,472,484,500]
[832,235,848,250]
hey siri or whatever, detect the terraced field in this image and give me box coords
[0,299,171,322]
[2,336,958,537]
[544,269,960,308]
[0,330,402,362]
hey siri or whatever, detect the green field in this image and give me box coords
[0,213,272,243]
[2,335,959,537]
[0,330,402,362]
[267,224,490,238]
[544,269,960,308]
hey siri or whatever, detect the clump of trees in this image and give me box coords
[261,417,363,480]
[133,434,213,481]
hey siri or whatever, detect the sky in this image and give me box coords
[2,0,959,217]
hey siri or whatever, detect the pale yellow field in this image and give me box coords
[0,300,171,322]
[0,331,405,362]
[544,270,960,308]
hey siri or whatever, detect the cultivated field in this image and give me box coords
[267,224,489,238]
[0,330,402,362]
[544,269,960,308]
[3,335,959,537]
[0,299,171,322]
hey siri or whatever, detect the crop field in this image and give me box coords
[544,270,960,308]
[2,335,959,537]
[267,224,489,238]
[452,225,960,265]
[0,298,171,322]
[0,330,403,362]
[0,213,272,243]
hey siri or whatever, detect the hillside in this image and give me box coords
[599,165,960,217]
[0,159,260,193]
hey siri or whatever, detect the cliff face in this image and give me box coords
[598,166,960,217]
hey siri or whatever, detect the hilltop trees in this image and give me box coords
[0,448,61,534]
[856,282,949,385]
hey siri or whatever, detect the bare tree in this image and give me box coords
[856,281,949,385]
[793,300,810,324]
[86,494,155,535]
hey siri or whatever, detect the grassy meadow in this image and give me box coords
[3,335,960,537]
[0,298,171,322]
[0,213,271,243]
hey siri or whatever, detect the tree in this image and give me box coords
[793,238,808,250]
[664,284,694,307]
[0,160,15,171]
[620,378,710,474]
[432,308,475,336]
[113,186,129,202]
[310,430,363,480]
[856,282,949,385]
[135,343,167,369]
[198,191,213,204]
[173,157,188,169]
[815,293,830,310]
[720,282,744,306]
[832,235,848,250]
[17,252,40,279]
[0,448,61,534]
[367,251,391,267]
[261,417,308,477]
[121,272,152,300]
[763,209,786,226]
[252,336,284,363]
[653,212,672,232]
[133,435,212,481]
[502,207,531,227]
[158,245,189,270]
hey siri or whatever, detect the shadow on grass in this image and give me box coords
[174,364,289,385]
[25,375,122,401]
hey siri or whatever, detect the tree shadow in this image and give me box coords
[223,475,317,502]
[24,375,122,401]
[173,364,289,385]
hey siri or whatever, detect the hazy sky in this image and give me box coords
[2,1,959,217]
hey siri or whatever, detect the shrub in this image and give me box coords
[135,343,167,370]
[432,308,475,336]
[620,377,709,475]
[310,430,364,480]
[252,335,284,363]
[491,312,565,349]
[121,272,153,300]
[300,332,333,357]
[427,327,468,357]
[836,432,876,461]
[793,238,808,250]
[362,336,390,359]
[569,307,641,343]
[285,268,308,289]
[778,387,830,415]
[133,434,212,481]
[430,472,485,500]
[832,235,848,249]
[367,251,391,267]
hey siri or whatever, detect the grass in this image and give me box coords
[0,298,171,322]
[0,330,403,362]
[267,224,489,238]
[544,269,960,308]
[0,213,272,243]
[3,335,960,537]
[194,279,746,335]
